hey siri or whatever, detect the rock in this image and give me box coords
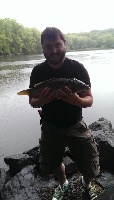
[24,146,40,164]
[89,118,114,170]
[4,154,33,175]
[0,165,103,200]
[96,185,114,200]
[96,170,114,189]
[89,117,113,133]
[1,165,58,200]
[1,117,114,199]
[0,168,6,192]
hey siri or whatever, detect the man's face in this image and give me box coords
[42,36,66,65]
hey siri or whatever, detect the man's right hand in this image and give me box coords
[29,87,55,108]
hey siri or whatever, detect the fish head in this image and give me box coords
[77,83,90,92]
[71,78,90,93]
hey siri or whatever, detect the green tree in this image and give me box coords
[0,18,114,55]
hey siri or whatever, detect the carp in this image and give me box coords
[17,78,90,98]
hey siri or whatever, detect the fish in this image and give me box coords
[17,78,90,98]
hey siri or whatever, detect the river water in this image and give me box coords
[0,49,114,169]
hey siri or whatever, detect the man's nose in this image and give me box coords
[51,47,57,53]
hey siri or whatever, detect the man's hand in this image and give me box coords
[57,86,79,104]
[57,86,93,108]
[29,87,55,108]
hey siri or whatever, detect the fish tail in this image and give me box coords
[17,89,30,96]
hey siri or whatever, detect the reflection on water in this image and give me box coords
[0,55,45,169]
[0,49,114,169]
[0,54,45,65]
[0,66,32,89]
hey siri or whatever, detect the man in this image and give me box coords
[29,27,99,200]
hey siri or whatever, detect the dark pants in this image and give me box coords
[39,119,100,178]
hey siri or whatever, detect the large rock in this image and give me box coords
[1,117,114,200]
[89,117,114,170]
[0,168,6,192]
[4,154,33,175]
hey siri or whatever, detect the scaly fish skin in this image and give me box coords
[17,78,90,98]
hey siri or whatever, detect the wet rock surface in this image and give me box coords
[96,185,114,200]
[1,118,114,200]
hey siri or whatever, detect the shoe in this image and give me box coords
[80,176,97,200]
[86,186,97,200]
[52,179,69,200]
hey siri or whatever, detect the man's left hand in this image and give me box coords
[57,86,80,105]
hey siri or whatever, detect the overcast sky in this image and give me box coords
[0,0,114,33]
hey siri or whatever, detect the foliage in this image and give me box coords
[0,18,42,55]
[65,29,114,51]
[0,18,114,55]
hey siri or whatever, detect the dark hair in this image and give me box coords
[41,27,66,45]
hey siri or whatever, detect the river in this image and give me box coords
[0,49,114,169]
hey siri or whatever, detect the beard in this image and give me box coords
[44,50,66,65]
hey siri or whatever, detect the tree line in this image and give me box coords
[0,18,114,56]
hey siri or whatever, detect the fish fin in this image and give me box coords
[34,81,45,88]
[17,89,30,96]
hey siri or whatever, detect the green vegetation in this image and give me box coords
[0,18,114,56]
[0,18,42,56]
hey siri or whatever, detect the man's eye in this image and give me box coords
[46,46,52,50]
[56,44,62,48]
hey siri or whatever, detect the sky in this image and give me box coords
[0,0,114,34]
